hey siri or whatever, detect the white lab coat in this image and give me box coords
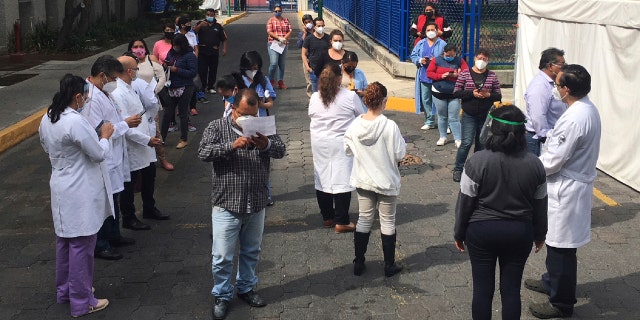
[110,78,155,171]
[309,88,365,193]
[82,80,131,193]
[540,96,601,248]
[132,77,160,136]
[39,108,114,238]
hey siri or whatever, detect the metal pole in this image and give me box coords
[228,0,231,16]
[318,0,323,19]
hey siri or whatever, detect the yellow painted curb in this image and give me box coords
[387,97,415,113]
[222,11,248,26]
[0,107,47,155]
[593,187,619,207]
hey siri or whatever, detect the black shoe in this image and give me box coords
[143,207,170,220]
[237,290,266,307]
[453,171,462,182]
[212,298,229,320]
[95,247,123,260]
[529,301,571,319]
[122,217,151,230]
[266,199,275,207]
[524,278,548,294]
[197,97,209,104]
[109,236,136,247]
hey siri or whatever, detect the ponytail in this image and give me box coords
[47,74,87,123]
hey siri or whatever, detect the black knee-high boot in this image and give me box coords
[381,233,403,277]
[353,231,370,276]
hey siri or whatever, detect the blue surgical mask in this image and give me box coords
[444,56,455,62]
[205,17,215,23]
[224,95,235,105]
[275,12,282,17]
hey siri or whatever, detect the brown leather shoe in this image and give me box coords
[334,222,356,233]
[176,140,188,149]
[323,219,334,228]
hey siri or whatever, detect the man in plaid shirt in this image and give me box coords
[266,5,293,89]
[198,89,286,319]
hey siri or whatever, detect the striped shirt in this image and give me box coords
[453,69,502,116]
[197,115,286,213]
[267,17,292,43]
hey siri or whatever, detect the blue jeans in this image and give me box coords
[267,43,287,82]
[433,96,461,140]
[454,112,487,172]
[420,82,436,126]
[466,220,533,320]
[309,72,318,93]
[525,131,541,156]
[211,206,265,301]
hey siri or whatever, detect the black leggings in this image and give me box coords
[159,86,194,142]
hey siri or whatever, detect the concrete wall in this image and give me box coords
[0,0,141,54]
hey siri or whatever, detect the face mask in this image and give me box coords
[426,31,437,39]
[306,23,313,30]
[130,70,137,81]
[132,48,146,59]
[344,66,355,73]
[245,70,257,79]
[552,87,567,101]
[475,59,488,70]
[332,41,343,50]
[205,17,215,23]
[76,96,88,113]
[426,11,435,18]
[444,56,455,62]
[184,25,191,32]
[316,27,324,35]
[275,12,282,17]
[235,114,254,129]
[164,32,175,39]
[224,95,235,105]
[103,81,117,94]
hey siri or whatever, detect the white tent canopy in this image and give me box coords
[515,0,640,191]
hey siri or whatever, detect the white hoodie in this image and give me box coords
[344,114,406,196]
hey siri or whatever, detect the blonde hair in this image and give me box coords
[318,64,342,106]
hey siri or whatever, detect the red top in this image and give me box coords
[267,17,292,44]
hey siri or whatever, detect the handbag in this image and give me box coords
[432,80,455,94]
[167,86,186,98]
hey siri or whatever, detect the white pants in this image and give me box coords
[355,188,397,235]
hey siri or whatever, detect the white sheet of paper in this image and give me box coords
[270,41,286,54]
[241,116,276,137]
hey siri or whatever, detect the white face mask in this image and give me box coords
[235,114,255,129]
[245,70,258,79]
[552,87,567,101]
[103,81,117,94]
[316,26,324,35]
[332,41,343,50]
[306,23,314,30]
[426,31,437,39]
[475,59,488,70]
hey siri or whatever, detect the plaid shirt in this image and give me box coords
[267,16,292,44]
[198,116,286,213]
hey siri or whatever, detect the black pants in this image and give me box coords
[542,245,577,315]
[96,193,121,251]
[466,220,533,320]
[160,86,194,142]
[315,190,351,225]
[120,163,157,220]
[198,51,220,91]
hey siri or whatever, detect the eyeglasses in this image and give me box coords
[274,10,282,13]
[551,62,565,68]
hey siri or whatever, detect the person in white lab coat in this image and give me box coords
[111,55,165,232]
[309,64,365,233]
[82,55,142,260]
[526,64,601,319]
[39,74,113,317]
[344,82,406,277]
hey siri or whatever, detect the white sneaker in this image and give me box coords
[436,137,447,146]
[455,140,462,148]
[420,124,435,130]
[208,88,217,94]
[447,127,452,134]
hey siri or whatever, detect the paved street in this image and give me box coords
[1,12,639,320]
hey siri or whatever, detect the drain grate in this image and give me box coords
[0,74,38,86]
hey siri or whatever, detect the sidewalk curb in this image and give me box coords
[0,107,46,154]
[0,12,247,155]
